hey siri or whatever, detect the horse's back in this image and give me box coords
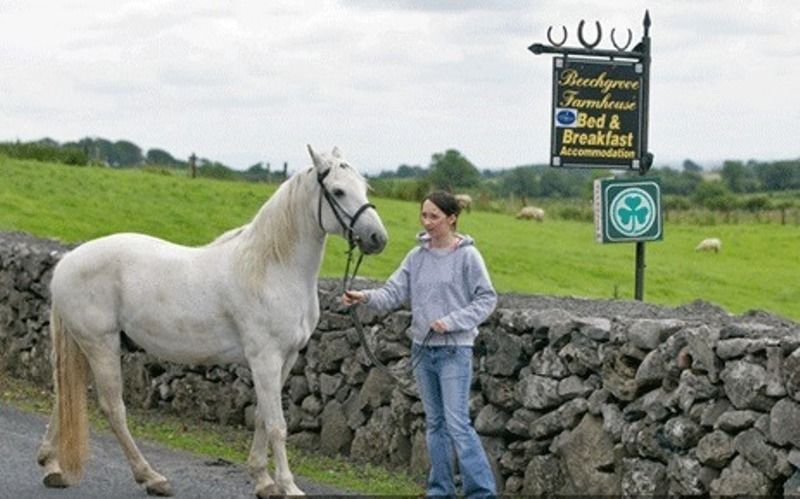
[51,233,245,363]
[52,233,189,300]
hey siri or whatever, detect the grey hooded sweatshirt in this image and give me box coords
[362,232,497,347]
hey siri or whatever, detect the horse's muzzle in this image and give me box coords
[357,231,387,254]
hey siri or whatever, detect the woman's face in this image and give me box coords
[420,200,455,238]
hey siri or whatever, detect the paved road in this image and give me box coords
[0,402,352,498]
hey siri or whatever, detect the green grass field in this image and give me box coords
[2,156,798,320]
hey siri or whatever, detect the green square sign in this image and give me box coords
[594,177,663,243]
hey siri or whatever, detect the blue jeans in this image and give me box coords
[412,344,496,499]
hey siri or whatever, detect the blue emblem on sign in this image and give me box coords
[555,108,577,127]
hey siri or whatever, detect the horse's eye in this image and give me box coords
[333,188,345,198]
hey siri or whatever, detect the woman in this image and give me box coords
[342,191,497,498]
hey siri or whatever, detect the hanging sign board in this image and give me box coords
[551,57,644,170]
[594,176,663,243]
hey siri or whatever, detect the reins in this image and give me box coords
[340,244,421,395]
[316,167,419,394]
[338,235,437,396]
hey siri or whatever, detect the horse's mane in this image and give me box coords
[233,170,313,288]
[205,224,248,247]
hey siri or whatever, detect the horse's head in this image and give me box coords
[308,145,388,255]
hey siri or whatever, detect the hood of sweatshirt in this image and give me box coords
[415,231,475,250]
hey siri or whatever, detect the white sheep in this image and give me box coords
[695,237,722,253]
[454,193,472,213]
[516,206,545,221]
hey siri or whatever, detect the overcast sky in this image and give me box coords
[1,0,798,174]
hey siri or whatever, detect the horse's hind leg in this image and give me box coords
[37,329,71,488]
[38,348,61,482]
[85,345,173,496]
[37,405,69,487]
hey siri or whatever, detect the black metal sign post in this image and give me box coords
[529,11,653,300]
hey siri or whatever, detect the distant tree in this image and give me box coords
[71,137,116,164]
[114,140,143,167]
[539,169,584,198]
[655,166,703,195]
[498,166,539,198]
[198,159,238,180]
[36,137,60,148]
[756,160,800,191]
[242,162,272,182]
[396,164,425,178]
[427,149,481,190]
[692,181,735,211]
[378,164,424,179]
[720,160,759,193]
[146,148,178,166]
[482,168,512,179]
[682,159,702,173]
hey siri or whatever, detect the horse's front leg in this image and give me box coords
[246,404,277,496]
[249,352,304,497]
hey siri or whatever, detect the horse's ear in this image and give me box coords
[307,145,322,169]
[332,146,342,158]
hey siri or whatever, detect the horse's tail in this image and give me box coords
[51,307,90,483]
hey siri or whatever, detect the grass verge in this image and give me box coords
[0,373,423,495]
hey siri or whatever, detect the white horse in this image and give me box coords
[36,146,387,497]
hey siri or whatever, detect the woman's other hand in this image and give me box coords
[342,290,366,306]
[430,319,449,334]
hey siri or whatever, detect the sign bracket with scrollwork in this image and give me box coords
[529,12,653,174]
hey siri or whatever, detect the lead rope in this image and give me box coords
[342,244,422,395]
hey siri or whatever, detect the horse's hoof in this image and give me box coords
[256,483,283,498]
[43,472,69,488]
[145,479,174,496]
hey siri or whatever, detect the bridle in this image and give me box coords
[316,167,375,251]
[316,166,419,395]
[316,166,376,292]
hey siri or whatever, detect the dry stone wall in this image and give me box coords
[2,231,800,496]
